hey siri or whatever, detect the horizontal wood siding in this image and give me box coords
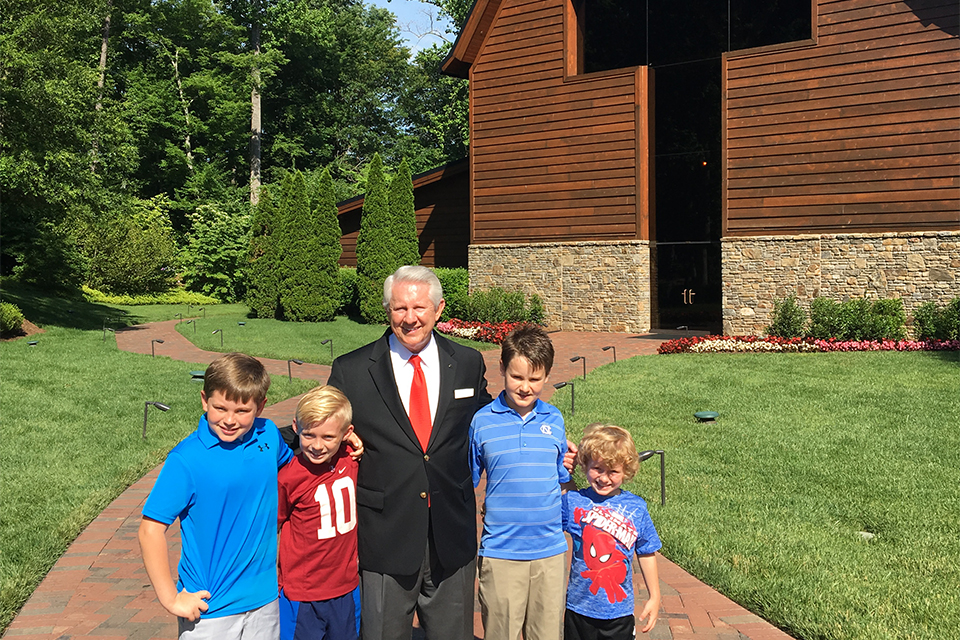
[470,0,643,243]
[724,0,960,236]
[338,168,470,268]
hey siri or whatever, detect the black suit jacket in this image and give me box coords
[327,330,492,576]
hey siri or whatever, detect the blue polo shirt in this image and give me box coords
[469,392,570,560]
[143,414,293,618]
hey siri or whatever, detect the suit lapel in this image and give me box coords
[368,333,422,450]
[430,335,457,451]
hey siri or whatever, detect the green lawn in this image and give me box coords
[552,351,959,640]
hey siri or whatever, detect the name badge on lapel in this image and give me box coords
[454,388,475,399]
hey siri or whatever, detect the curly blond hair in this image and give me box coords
[576,423,640,480]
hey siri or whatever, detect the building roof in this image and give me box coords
[440,0,503,78]
[335,157,469,215]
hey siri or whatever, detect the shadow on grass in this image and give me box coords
[0,284,134,331]
[924,349,960,364]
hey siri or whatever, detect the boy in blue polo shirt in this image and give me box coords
[469,325,570,640]
[139,352,293,639]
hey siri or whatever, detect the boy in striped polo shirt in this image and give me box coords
[469,325,571,640]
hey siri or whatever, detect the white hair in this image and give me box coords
[382,266,443,308]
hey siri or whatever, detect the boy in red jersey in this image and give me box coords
[278,385,360,640]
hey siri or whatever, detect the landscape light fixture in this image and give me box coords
[185,319,196,333]
[199,307,205,318]
[694,411,719,424]
[570,355,586,380]
[602,345,617,363]
[103,327,114,342]
[174,313,183,323]
[553,381,575,415]
[28,340,38,346]
[238,321,246,326]
[212,329,223,348]
[637,449,666,506]
[321,338,333,360]
[143,401,171,439]
[151,338,165,357]
[287,359,304,381]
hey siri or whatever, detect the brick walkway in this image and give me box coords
[3,322,794,640]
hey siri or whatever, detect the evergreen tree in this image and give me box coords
[389,158,420,268]
[245,185,280,317]
[278,170,340,321]
[356,154,392,324]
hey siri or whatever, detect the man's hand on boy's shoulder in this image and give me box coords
[166,588,210,621]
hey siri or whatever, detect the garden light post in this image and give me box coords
[238,321,246,326]
[212,329,223,348]
[175,313,183,323]
[143,401,170,439]
[321,339,333,360]
[602,345,617,363]
[570,355,586,380]
[151,338,164,357]
[199,307,205,318]
[287,359,304,381]
[638,449,666,506]
[553,381,575,416]
[185,319,196,333]
[103,327,114,342]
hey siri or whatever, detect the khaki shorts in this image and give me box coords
[478,553,566,640]
[178,598,280,640]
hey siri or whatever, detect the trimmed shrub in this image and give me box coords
[809,296,906,341]
[246,186,281,318]
[356,154,392,324]
[0,302,25,334]
[865,298,906,341]
[913,297,960,340]
[453,287,545,324]
[765,294,807,338]
[809,297,843,339]
[81,286,218,306]
[389,158,420,268]
[435,267,469,320]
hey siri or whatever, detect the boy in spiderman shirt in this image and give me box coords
[278,385,360,640]
[563,423,662,639]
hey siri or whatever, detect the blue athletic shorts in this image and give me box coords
[279,587,360,640]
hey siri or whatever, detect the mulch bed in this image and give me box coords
[0,319,44,341]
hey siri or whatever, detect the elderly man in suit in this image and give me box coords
[328,265,492,640]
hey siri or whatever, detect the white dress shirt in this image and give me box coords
[388,333,440,425]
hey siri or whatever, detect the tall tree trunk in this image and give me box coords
[91,0,112,172]
[168,48,194,171]
[249,22,262,207]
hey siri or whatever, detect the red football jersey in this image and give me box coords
[278,447,359,602]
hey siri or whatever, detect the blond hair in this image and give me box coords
[204,352,270,405]
[295,385,353,433]
[576,423,640,480]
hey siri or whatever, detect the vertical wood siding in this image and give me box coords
[470,0,649,243]
[724,0,960,235]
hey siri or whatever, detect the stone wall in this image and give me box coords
[468,241,653,333]
[722,231,960,335]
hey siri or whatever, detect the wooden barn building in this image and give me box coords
[436,0,959,334]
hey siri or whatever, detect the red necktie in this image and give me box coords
[408,355,432,450]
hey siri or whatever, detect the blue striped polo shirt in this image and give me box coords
[469,392,570,560]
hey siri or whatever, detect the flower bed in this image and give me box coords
[436,319,533,345]
[658,335,960,354]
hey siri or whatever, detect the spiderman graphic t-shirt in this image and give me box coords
[562,488,662,619]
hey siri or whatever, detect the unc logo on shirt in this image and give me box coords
[540,424,553,436]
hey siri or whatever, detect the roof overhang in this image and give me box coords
[440,0,503,78]
[336,157,469,216]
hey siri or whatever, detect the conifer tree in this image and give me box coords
[278,171,341,321]
[246,185,280,317]
[356,154,393,324]
[389,158,420,267]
